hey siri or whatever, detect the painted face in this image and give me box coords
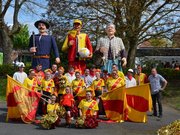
[69,67,74,73]
[85,69,90,76]
[51,96,56,103]
[30,71,36,79]
[75,72,81,79]
[137,66,142,73]
[38,23,47,33]
[73,23,82,31]
[112,65,117,70]
[45,72,51,80]
[65,87,71,94]
[112,70,117,78]
[106,25,116,36]
[52,65,57,72]
[86,92,92,100]
[58,69,63,76]
[36,65,42,71]
[95,72,100,79]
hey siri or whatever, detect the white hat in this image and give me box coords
[17,62,25,68]
[128,69,134,73]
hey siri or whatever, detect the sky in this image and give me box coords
[4,0,48,35]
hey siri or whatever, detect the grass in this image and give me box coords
[0,77,180,110]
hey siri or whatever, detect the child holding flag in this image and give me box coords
[41,69,55,114]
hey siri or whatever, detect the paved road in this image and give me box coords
[0,102,179,135]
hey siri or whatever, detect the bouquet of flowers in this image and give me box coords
[56,105,66,118]
[59,77,67,88]
[157,120,180,135]
[75,117,85,128]
[41,112,59,129]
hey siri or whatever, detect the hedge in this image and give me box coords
[0,64,180,80]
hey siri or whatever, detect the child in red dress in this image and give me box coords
[60,86,74,127]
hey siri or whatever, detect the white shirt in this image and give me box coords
[125,76,137,88]
[51,71,58,78]
[90,75,97,81]
[64,72,76,84]
[82,75,93,88]
[13,71,27,84]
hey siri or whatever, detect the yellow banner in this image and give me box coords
[125,84,152,122]
[6,75,41,123]
[101,86,127,122]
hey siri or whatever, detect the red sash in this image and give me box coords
[86,100,96,116]
[111,77,122,90]
[31,78,37,91]
[75,80,83,94]
[95,79,102,91]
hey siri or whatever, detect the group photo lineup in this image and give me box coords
[0,0,180,135]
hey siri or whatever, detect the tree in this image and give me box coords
[0,0,46,64]
[13,25,29,49]
[46,0,180,68]
[149,37,172,47]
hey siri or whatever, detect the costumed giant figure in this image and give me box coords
[29,20,60,70]
[62,19,93,74]
[95,23,127,73]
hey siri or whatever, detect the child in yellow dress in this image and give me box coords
[41,69,55,114]
[41,95,60,129]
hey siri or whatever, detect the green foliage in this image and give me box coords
[0,65,16,76]
[0,64,31,76]
[149,38,172,47]
[0,77,7,101]
[13,25,29,49]
[142,68,180,80]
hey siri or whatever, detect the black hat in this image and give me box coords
[34,20,50,29]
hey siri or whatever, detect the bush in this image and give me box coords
[0,64,31,77]
[142,68,180,80]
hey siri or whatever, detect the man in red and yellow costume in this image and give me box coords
[77,90,99,128]
[106,70,125,91]
[134,65,148,85]
[34,64,45,86]
[91,69,105,101]
[23,69,38,91]
[62,19,93,74]
[71,70,86,103]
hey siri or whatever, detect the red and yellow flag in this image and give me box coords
[6,75,41,123]
[101,86,127,122]
[125,84,152,123]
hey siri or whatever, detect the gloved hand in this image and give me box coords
[121,57,127,67]
[159,88,164,91]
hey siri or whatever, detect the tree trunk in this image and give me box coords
[0,29,13,64]
[126,38,138,68]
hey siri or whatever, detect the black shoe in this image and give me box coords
[158,115,162,118]
[65,124,71,128]
[149,113,157,117]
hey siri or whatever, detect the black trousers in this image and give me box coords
[151,92,162,116]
